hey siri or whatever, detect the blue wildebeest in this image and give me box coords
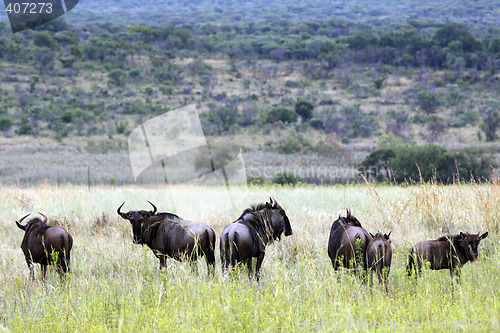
[118,201,216,274]
[220,197,293,280]
[366,232,392,292]
[327,208,372,275]
[407,232,488,283]
[16,213,73,280]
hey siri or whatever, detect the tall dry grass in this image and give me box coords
[0,182,498,331]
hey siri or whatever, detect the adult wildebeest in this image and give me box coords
[117,201,216,274]
[16,213,73,280]
[327,208,372,274]
[407,232,488,283]
[220,197,293,280]
[366,232,392,292]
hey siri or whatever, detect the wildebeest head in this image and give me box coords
[458,232,488,261]
[369,231,391,241]
[117,201,157,244]
[267,197,293,239]
[16,212,47,231]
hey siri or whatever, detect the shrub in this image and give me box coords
[308,118,324,130]
[272,172,299,185]
[295,100,314,122]
[358,144,496,183]
[262,106,297,124]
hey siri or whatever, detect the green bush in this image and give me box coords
[0,117,12,131]
[308,118,324,130]
[359,144,496,183]
[262,106,297,124]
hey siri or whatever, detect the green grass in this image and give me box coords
[0,183,499,332]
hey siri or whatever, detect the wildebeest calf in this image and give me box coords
[366,232,392,292]
[407,232,488,282]
[16,213,73,280]
[118,201,216,274]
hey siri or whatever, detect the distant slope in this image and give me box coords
[1,0,497,27]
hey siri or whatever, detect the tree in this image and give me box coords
[416,90,440,115]
[33,31,56,48]
[358,149,396,181]
[479,99,500,142]
[108,69,125,87]
[295,99,314,122]
[208,106,238,133]
[0,116,12,135]
[359,144,495,184]
[261,106,297,124]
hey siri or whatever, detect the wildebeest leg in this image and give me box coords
[41,264,48,280]
[255,252,265,281]
[27,261,35,280]
[246,258,253,279]
[190,261,199,275]
[158,255,167,270]
[450,267,461,287]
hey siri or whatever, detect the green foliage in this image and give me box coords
[479,99,500,142]
[33,31,56,48]
[108,69,126,87]
[272,171,299,185]
[0,116,12,132]
[308,118,324,130]
[294,99,314,122]
[360,144,496,183]
[416,90,441,115]
[342,104,378,138]
[358,148,396,181]
[262,106,297,124]
[207,106,238,133]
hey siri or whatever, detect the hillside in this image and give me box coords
[0,0,500,184]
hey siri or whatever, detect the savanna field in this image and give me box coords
[0,181,499,332]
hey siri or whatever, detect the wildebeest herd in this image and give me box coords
[15,197,489,291]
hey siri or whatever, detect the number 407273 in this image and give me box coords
[5,2,53,14]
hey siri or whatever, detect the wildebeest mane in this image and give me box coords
[154,212,181,221]
[437,234,461,242]
[237,203,275,245]
[235,202,268,221]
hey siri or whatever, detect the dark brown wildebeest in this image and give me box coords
[16,213,73,280]
[366,232,392,292]
[117,201,216,274]
[220,197,293,280]
[327,208,372,274]
[407,232,488,282]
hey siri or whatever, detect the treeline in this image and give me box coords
[1,19,499,70]
[358,143,496,184]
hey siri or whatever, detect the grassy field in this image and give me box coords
[0,182,499,332]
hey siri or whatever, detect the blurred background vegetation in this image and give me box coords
[0,0,499,185]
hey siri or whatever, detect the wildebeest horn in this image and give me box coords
[346,207,351,219]
[386,231,391,238]
[117,202,126,218]
[270,197,278,208]
[38,212,48,223]
[148,201,157,214]
[15,214,30,229]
